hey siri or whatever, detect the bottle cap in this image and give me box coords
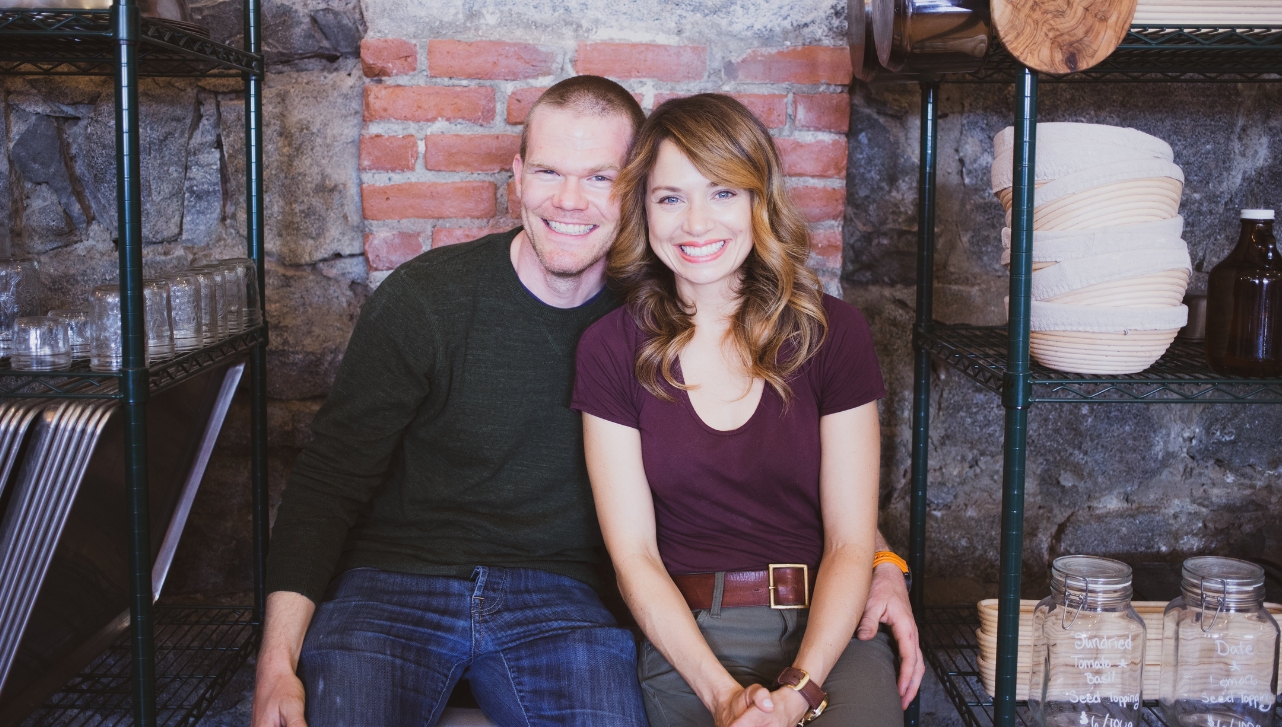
[1241,209,1275,220]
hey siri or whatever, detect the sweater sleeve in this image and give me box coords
[265,270,439,603]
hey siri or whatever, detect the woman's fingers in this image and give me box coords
[745,683,775,712]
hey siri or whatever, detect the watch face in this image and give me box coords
[800,699,829,725]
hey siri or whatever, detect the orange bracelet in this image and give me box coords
[873,550,909,574]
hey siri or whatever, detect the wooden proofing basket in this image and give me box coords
[998,178,1184,232]
[974,599,1282,701]
[1025,301,1187,375]
[1030,329,1180,375]
[1042,269,1190,307]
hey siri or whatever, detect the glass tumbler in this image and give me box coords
[220,258,261,329]
[1029,556,1146,727]
[90,285,122,372]
[165,272,203,353]
[190,267,223,344]
[1160,557,1280,727]
[0,257,43,357]
[194,263,240,334]
[49,309,91,360]
[10,316,71,371]
[143,279,174,364]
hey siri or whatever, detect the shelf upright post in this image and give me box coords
[905,79,940,727]
[112,0,156,723]
[244,0,269,624]
[994,66,1038,727]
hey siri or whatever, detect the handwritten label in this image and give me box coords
[1073,633,1135,651]
[1216,639,1254,656]
[1075,713,1133,727]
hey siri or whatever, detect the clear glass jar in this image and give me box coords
[1160,557,1280,727]
[1030,556,1146,727]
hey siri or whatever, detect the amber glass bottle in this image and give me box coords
[1206,209,1282,376]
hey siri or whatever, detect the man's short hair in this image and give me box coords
[519,75,645,159]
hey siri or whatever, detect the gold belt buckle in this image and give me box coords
[768,563,809,609]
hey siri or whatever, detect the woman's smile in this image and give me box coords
[677,239,728,262]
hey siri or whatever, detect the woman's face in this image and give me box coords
[646,140,754,296]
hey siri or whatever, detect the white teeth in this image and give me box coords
[680,241,726,257]
[546,220,595,235]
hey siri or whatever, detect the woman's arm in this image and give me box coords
[583,413,778,727]
[787,402,882,694]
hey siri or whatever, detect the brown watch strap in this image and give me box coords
[775,666,827,713]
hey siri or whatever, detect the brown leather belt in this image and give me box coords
[672,564,813,610]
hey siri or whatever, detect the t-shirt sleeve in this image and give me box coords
[572,311,643,429]
[814,297,886,416]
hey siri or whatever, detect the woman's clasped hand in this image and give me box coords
[714,683,812,727]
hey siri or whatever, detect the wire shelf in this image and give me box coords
[916,325,1282,403]
[21,606,258,727]
[0,326,265,399]
[0,10,262,77]
[953,26,1282,83]
[921,606,1170,727]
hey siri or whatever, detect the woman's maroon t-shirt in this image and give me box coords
[571,295,885,575]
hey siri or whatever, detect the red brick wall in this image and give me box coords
[359,38,851,290]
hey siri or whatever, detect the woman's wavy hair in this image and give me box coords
[609,93,828,403]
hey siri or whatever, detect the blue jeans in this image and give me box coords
[297,567,649,727]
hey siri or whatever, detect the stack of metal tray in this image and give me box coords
[0,362,244,724]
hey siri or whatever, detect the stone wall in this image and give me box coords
[2,0,1279,641]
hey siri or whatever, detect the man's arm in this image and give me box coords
[265,270,437,603]
[252,593,316,727]
[862,530,925,709]
[252,270,440,723]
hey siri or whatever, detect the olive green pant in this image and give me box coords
[638,605,903,727]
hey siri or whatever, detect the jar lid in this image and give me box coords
[1181,556,1264,603]
[1241,209,1276,220]
[1051,555,1133,606]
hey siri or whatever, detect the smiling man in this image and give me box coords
[251,77,649,727]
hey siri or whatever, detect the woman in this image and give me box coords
[572,93,901,727]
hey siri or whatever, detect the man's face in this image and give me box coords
[512,106,633,277]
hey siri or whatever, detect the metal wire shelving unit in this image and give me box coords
[22,608,259,727]
[962,26,1282,83]
[0,10,262,76]
[902,24,1282,727]
[918,326,1282,403]
[0,2,268,725]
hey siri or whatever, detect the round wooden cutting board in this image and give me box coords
[991,0,1138,74]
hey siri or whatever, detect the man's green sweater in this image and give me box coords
[266,229,620,603]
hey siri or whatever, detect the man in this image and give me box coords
[252,76,922,727]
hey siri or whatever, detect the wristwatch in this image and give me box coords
[775,667,828,725]
[874,550,912,592]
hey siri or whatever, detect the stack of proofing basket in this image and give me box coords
[991,123,1192,374]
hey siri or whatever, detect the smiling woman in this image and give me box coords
[574,94,901,727]
[609,93,826,403]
